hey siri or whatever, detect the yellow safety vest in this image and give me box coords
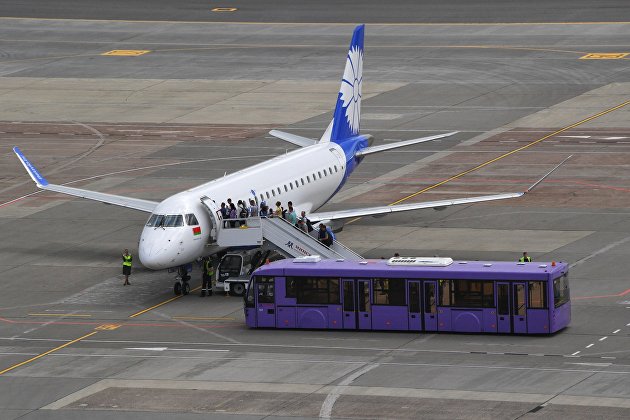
[123,254,132,267]
[204,260,214,276]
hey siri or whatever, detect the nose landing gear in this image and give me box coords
[173,265,191,296]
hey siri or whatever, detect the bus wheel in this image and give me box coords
[230,282,245,297]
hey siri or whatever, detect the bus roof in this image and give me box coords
[253,258,568,281]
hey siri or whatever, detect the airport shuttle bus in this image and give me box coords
[244,257,570,334]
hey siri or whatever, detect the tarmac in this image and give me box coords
[1,3,630,419]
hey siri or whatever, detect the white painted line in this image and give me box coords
[567,362,611,367]
[613,329,621,334]
[126,347,167,351]
[599,336,608,342]
[169,348,230,353]
[585,343,594,348]
[319,363,379,419]
[601,357,616,359]
[558,135,591,139]
[571,351,581,356]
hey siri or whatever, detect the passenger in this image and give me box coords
[220,202,228,219]
[274,201,283,217]
[286,202,297,225]
[394,253,400,258]
[122,248,132,285]
[238,201,249,218]
[519,252,532,262]
[229,202,238,228]
[301,211,314,232]
[259,201,268,217]
[249,199,259,217]
[297,214,308,232]
[200,257,215,297]
[318,223,333,247]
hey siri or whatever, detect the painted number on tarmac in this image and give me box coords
[580,53,629,60]
[212,7,237,12]
[101,50,151,57]
[95,324,121,330]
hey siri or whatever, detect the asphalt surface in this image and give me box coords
[0,0,629,23]
[1,2,630,420]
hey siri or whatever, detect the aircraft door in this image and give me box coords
[423,280,438,331]
[200,196,223,243]
[408,281,421,331]
[357,279,371,330]
[342,279,356,329]
[255,276,276,328]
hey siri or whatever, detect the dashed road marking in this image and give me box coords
[613,329,621,334]
[599,336,608,341]
[571,351,581,356]
[95,324,121,331]
[580,52,629,59]
[211,7,237,12]
[585,343,594,348]
[101,50,151,56]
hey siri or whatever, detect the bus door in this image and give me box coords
[512,282,527,334]
[342,279,356,329]
[255,276,276,328]
[407,281,421,331]
[497,282,527,333]
[423,280,438,331]
[357,279,372,330]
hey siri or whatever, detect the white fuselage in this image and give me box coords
[138,142,348,269]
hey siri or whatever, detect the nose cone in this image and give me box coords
[139,228,170,270]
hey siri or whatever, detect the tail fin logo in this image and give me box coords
[339,45,363,135]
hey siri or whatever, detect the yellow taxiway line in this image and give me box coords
[0,331,98,375]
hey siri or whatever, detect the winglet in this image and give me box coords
[13,146,49,187]
[526,155,572,193]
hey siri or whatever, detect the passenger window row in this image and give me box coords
[260,165,339,201]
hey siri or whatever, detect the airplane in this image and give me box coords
[13,24,567,281]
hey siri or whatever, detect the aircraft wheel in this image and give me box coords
[183,283,190,295]
[174,282,182,295]
[230,282,245,297]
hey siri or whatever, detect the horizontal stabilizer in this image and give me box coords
[269,130,316,147]
[355,131,458,157]
[13,146,158,213]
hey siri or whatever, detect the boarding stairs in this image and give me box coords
[201,197,362,260]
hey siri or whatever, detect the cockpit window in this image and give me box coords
[146,214,182,227]
[163,215,183,227]
[185,214,199,226]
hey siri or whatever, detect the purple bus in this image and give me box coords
[244,257,570,334]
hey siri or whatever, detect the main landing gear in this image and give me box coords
[173,265,191,296]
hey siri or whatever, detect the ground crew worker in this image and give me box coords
[122,249,132,285]
[200,257,215,297]
[519,252,532,262]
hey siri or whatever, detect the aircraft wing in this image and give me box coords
[308,192,522,222]
[13,146,159,213]
[309,154,572,223]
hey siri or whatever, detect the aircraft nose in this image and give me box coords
[139,242,164,270]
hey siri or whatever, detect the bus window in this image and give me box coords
[359,281,370,312]
[497,284,509,315]
[439,279,451,306]
[372,279,405,305]
[286,277,297,298]
[343,282,354,311]
[408,282,420,313]
[553,274,570,307]
[244,278,255,308]
[424,282,436,314]
[528,281,547,309]
[513,283,526,316]
[296,277,340,304]
[257,276,275,304]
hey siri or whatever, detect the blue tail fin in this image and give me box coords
[325,24,365,144]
